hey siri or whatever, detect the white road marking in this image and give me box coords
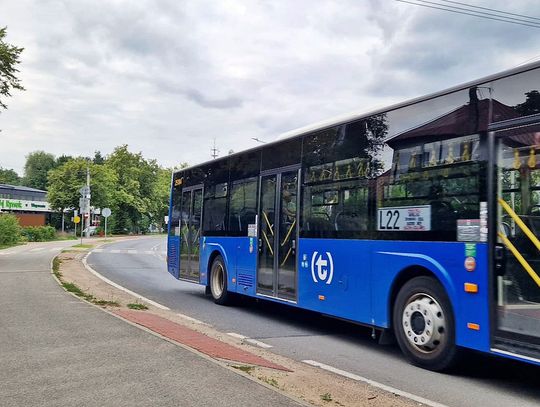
[30,247,46,252]
[49,248,63,252]
[110,249,121,253]
[176,313,210,326]
[302,360,448,407]
[127,250,137,254]
[245,338,273,349]
[227,332,247,340]
[226,332,273,348]
[82,252,170,311]
[92,248,104,253]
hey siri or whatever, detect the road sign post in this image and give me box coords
[102,208,111,240]
[74,215,81,244]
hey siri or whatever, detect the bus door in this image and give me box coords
[257,168,300,301]
[179,185,203,281]
[492,118,540,360]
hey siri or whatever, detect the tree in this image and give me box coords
[0,27,24,111]
[105,145,163,233]
[0,167,20,184]
[47,158,117,215]
[22,151,56,190]
[148,167,173,230]
[55,154,73,167]
[93,151,105,164]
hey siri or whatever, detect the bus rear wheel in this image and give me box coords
[210,255,229,305]
[393,276,458,371]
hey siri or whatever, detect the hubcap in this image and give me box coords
[402,293,446,353]
[211,263,224,298]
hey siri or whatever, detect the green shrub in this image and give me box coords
[0,214,22,246]
[22,225,57,242]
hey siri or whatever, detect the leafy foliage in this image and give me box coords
[0,213,21,245]
[21,226,56,242]
[105,145,167,233]
[47,158,117,212]
[0,167,20,184]
[22,151,56,190]
[46,145,177,234]
[0,27,24,110]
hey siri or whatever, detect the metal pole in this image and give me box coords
[85,167,91,239]
[61,212,65,233]
[105,216,107,240]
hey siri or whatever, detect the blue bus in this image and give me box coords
[167,61,540,371]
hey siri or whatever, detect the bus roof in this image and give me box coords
[174,60,540,175]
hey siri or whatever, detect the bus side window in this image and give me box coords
[228,178,257,236]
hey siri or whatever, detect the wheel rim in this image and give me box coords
[211,263,224,298]
[401,293,446,354]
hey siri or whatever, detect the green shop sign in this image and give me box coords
[0,199,23,209]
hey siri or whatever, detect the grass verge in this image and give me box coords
[231,365,255,374]
[53,255,119,307]
[127,302,148,310]
[52,257,62,279]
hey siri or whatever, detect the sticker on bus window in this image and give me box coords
[248,224,257,237]
[377,205,431,231]
[457,219,481,242]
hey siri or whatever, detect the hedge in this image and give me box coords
[0,214,22,246]
[21,226,57,242]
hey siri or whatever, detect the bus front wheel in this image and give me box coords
[393,276,458,371]
[210,255,229,305]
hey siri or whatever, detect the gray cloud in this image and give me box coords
[1,1,539,174]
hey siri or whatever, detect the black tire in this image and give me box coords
[210,255,229,305]
[393,276,459,371]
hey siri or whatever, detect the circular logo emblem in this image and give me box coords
[464,256,476,272]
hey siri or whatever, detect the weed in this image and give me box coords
[94,299,120,307]
[258,376,279,388]
[320,393,333,402]
[62,282,90,298]
[127,302,148,310]
[52,257,62,279]
[232,365,254,374]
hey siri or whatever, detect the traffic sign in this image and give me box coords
[73,216,81,224]
[79,198,90,214]
[79,186,90,196]
[102,207,112,218]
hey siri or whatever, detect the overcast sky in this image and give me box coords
[1,0,539,175]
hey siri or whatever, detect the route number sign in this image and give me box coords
[377,205,431,231]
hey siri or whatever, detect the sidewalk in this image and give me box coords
[0,242,303,407]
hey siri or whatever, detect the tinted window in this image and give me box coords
[184,167,205,187]
[228,178,258,236]
[375,88,488,241]
[300,120,383,238]
[261,138,302,171]
[230,150,261,181]
[490,67,540,122]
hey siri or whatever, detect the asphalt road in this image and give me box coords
[0,240,302,407]
[87,236,540,407]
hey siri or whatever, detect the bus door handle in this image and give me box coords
[292,239,296,254]
[494,244,506,276]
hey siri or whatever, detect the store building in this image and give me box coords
[0,184,52,226]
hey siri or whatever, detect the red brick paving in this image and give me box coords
[115,310,292,372]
